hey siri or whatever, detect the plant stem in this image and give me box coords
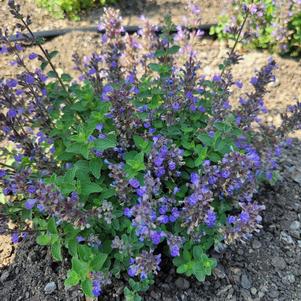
[20,19,72,105]
[221,11,249,76]
[0,162,15,170]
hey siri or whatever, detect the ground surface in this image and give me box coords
[1,0,301,300]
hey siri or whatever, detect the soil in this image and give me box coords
[0,0,226,31]
[1,0,301,300]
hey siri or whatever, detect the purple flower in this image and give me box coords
[154,157,164,167]
[172,102,180,111]
[190,172,200,186]
[170,245,180,257]
[25,74,35,85]
[129,178,140,189]
[25,198,37,210]
[76,236,85,242]
[7,79,18,88]
[96,124,104,132]
[159,205,168,215]
[88,135,96,142]
[92,280,102,297]
[221,170,230,179]
[136,186,147,197]
[208,131,215,138]
[124,207,132,218]
[15,43,23,51]
[239,211,250,224]
[0,170,6,177]
[27,185,36,194]
[70,192,79,202]
[98,133,107,139]
[250,77,258,86]
[29,53,38,60]
[11,232,19,244]
[213,74,222,82]
[157,215,169,224]
[168,161,176,171]
[14,154,23,162]
[156,167,165,178]
[37,204,45,213]
[0,45,8,54]
[235,80,243,88]
[187,193,198,206]
[205,209,216,227]
[7,108,17,119]
[128,265,138,277]
[150,231,163,245]
[227,216,236,224]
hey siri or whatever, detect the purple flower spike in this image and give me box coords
[25,198,37,210]
[129,178,140,189]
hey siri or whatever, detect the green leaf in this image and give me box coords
[91,252,108,271]
[195,146,208,167]
[89,158,103,179]
[148,63,161,73]
[80,182,103,196]
[176,264,188,274]
[40,61,49,71]
[66,143,90,159]
[208,152,221,163]
[64,270,80,287]
[197,133,213,146]
[48,50,59,60]
[72,258,89,280]
[193,267,206,282]
[61,73,72,82]
[36,234,51,246]
[78,245,93,261]
[81,279,93,297]
[167,45,180,55]
[192,245,203,260]
[94,134,116,151]
[47,218,58,234]
[51,240,62,261]
[133,136,151,153]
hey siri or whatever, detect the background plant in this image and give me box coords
[0,1,300,300]
[36,0,118,20]
[210,0,301,57]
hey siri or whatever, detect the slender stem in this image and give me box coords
[20,19,86,124]
[0,162,15,170]
[20,19,72,105]
[221,11,249,76]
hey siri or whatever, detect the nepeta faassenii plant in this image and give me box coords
[1,0,300,299]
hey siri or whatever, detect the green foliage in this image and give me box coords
[36,0,117,20]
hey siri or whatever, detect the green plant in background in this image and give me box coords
[36,0,117,20]
[210,0,301,57]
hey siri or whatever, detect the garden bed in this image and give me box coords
[1,141,301,301]
[1,1,301,300]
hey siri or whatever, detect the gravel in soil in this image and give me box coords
[0,0,226,31]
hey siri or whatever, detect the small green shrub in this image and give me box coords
[36,0,117,20]
[1,1,301,300]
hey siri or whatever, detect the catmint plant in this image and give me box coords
[0,1,300,299]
